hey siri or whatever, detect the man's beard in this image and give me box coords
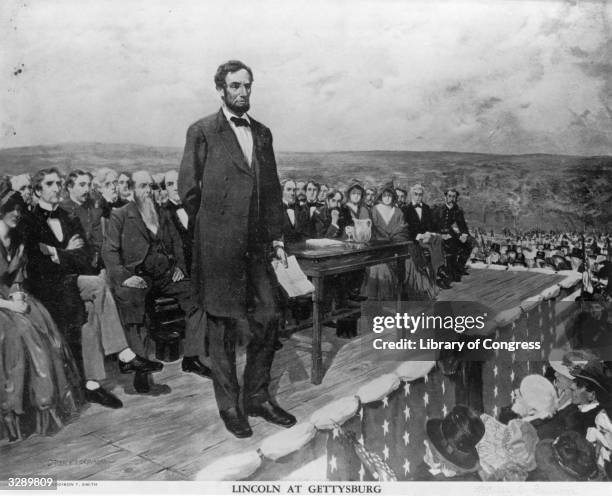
[136,194,159,233]
[223,92,250,115]
[103,190,118,203]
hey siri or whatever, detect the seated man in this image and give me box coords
[303,180,322,237]
[162,169,193,275]
[117,171,134,202]
[102,171,209,381]
[317,183,330,204]
[404,184,450,289]
[10,173,34,210]
[295,180,307,208]
[151,172,168,206]
[10,173,36,238]
[281,179,310,243]
[61,170,104,271]
[93,168,128,235]
[434,188,473,282]
[364,186,376,211]
[25,168,161,409]
[312,189,348,239]
[395,186,408,210]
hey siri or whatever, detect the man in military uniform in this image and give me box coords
[434,188,473,281]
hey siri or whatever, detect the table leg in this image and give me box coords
[312,275,324,385]
[396,255,404,308]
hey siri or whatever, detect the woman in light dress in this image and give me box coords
[366,182,409,300]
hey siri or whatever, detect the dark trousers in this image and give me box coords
[113,270,205,357]
[443,236,473,275]
[207,252,280,412]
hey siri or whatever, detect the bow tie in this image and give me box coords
[173,202,183,209]
[285,204,295,210]
[414,203,422,208]
[39,207,60,219]
[230,116,250,127]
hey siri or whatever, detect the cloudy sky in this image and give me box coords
[1,0,611,154]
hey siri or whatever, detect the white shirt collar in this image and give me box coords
[222,104,251,126]
[38,198,59,212]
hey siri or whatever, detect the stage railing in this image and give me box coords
[194,268,582,481]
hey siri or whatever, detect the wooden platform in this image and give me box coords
[0,269,564,481]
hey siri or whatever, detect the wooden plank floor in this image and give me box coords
[1,269,563,481]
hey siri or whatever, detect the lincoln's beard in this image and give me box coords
[223,91,250,115]
[136,194,159,232]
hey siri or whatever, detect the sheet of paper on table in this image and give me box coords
[305,238,346,248]
[272,255,315,298]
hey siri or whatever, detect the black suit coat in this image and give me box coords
[312,206,350,239]
[161,201,193,275]
[403,203,436,241]
[102,201,186,288]
[24,205,93,329]
[60,197,103,269]
[434,203,469,238]
[281,203,310,243]
[178,109,283,318]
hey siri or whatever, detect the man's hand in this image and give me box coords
[442,234,452,241]
[172,267,185,282]
[275,246,288,269]
[331,209,340,226]
[122,275,148,289]
[459,233,468,243]
[38,243,54,256]
[66,235,84,250]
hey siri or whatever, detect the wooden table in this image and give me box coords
[288,240,413,384]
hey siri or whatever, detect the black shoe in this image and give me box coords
[119,355,164,374]
[220,407,252,438]
[181,356,212,378]
[452,273,462,282]
[134,372,150,393]
[85,387,123,409]
[246,400,297,428]
[460,267,469,276]
[274,339,283,351]
[437,278,452,290]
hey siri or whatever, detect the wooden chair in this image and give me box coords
[145,296,185,362]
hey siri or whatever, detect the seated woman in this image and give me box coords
[341,181,370,225]
[339,181,370,303]
[0,179,82,442]
[366,183,409,300]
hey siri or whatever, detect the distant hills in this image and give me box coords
[1,142,610,231]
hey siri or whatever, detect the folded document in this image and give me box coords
[272,255,314,298]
